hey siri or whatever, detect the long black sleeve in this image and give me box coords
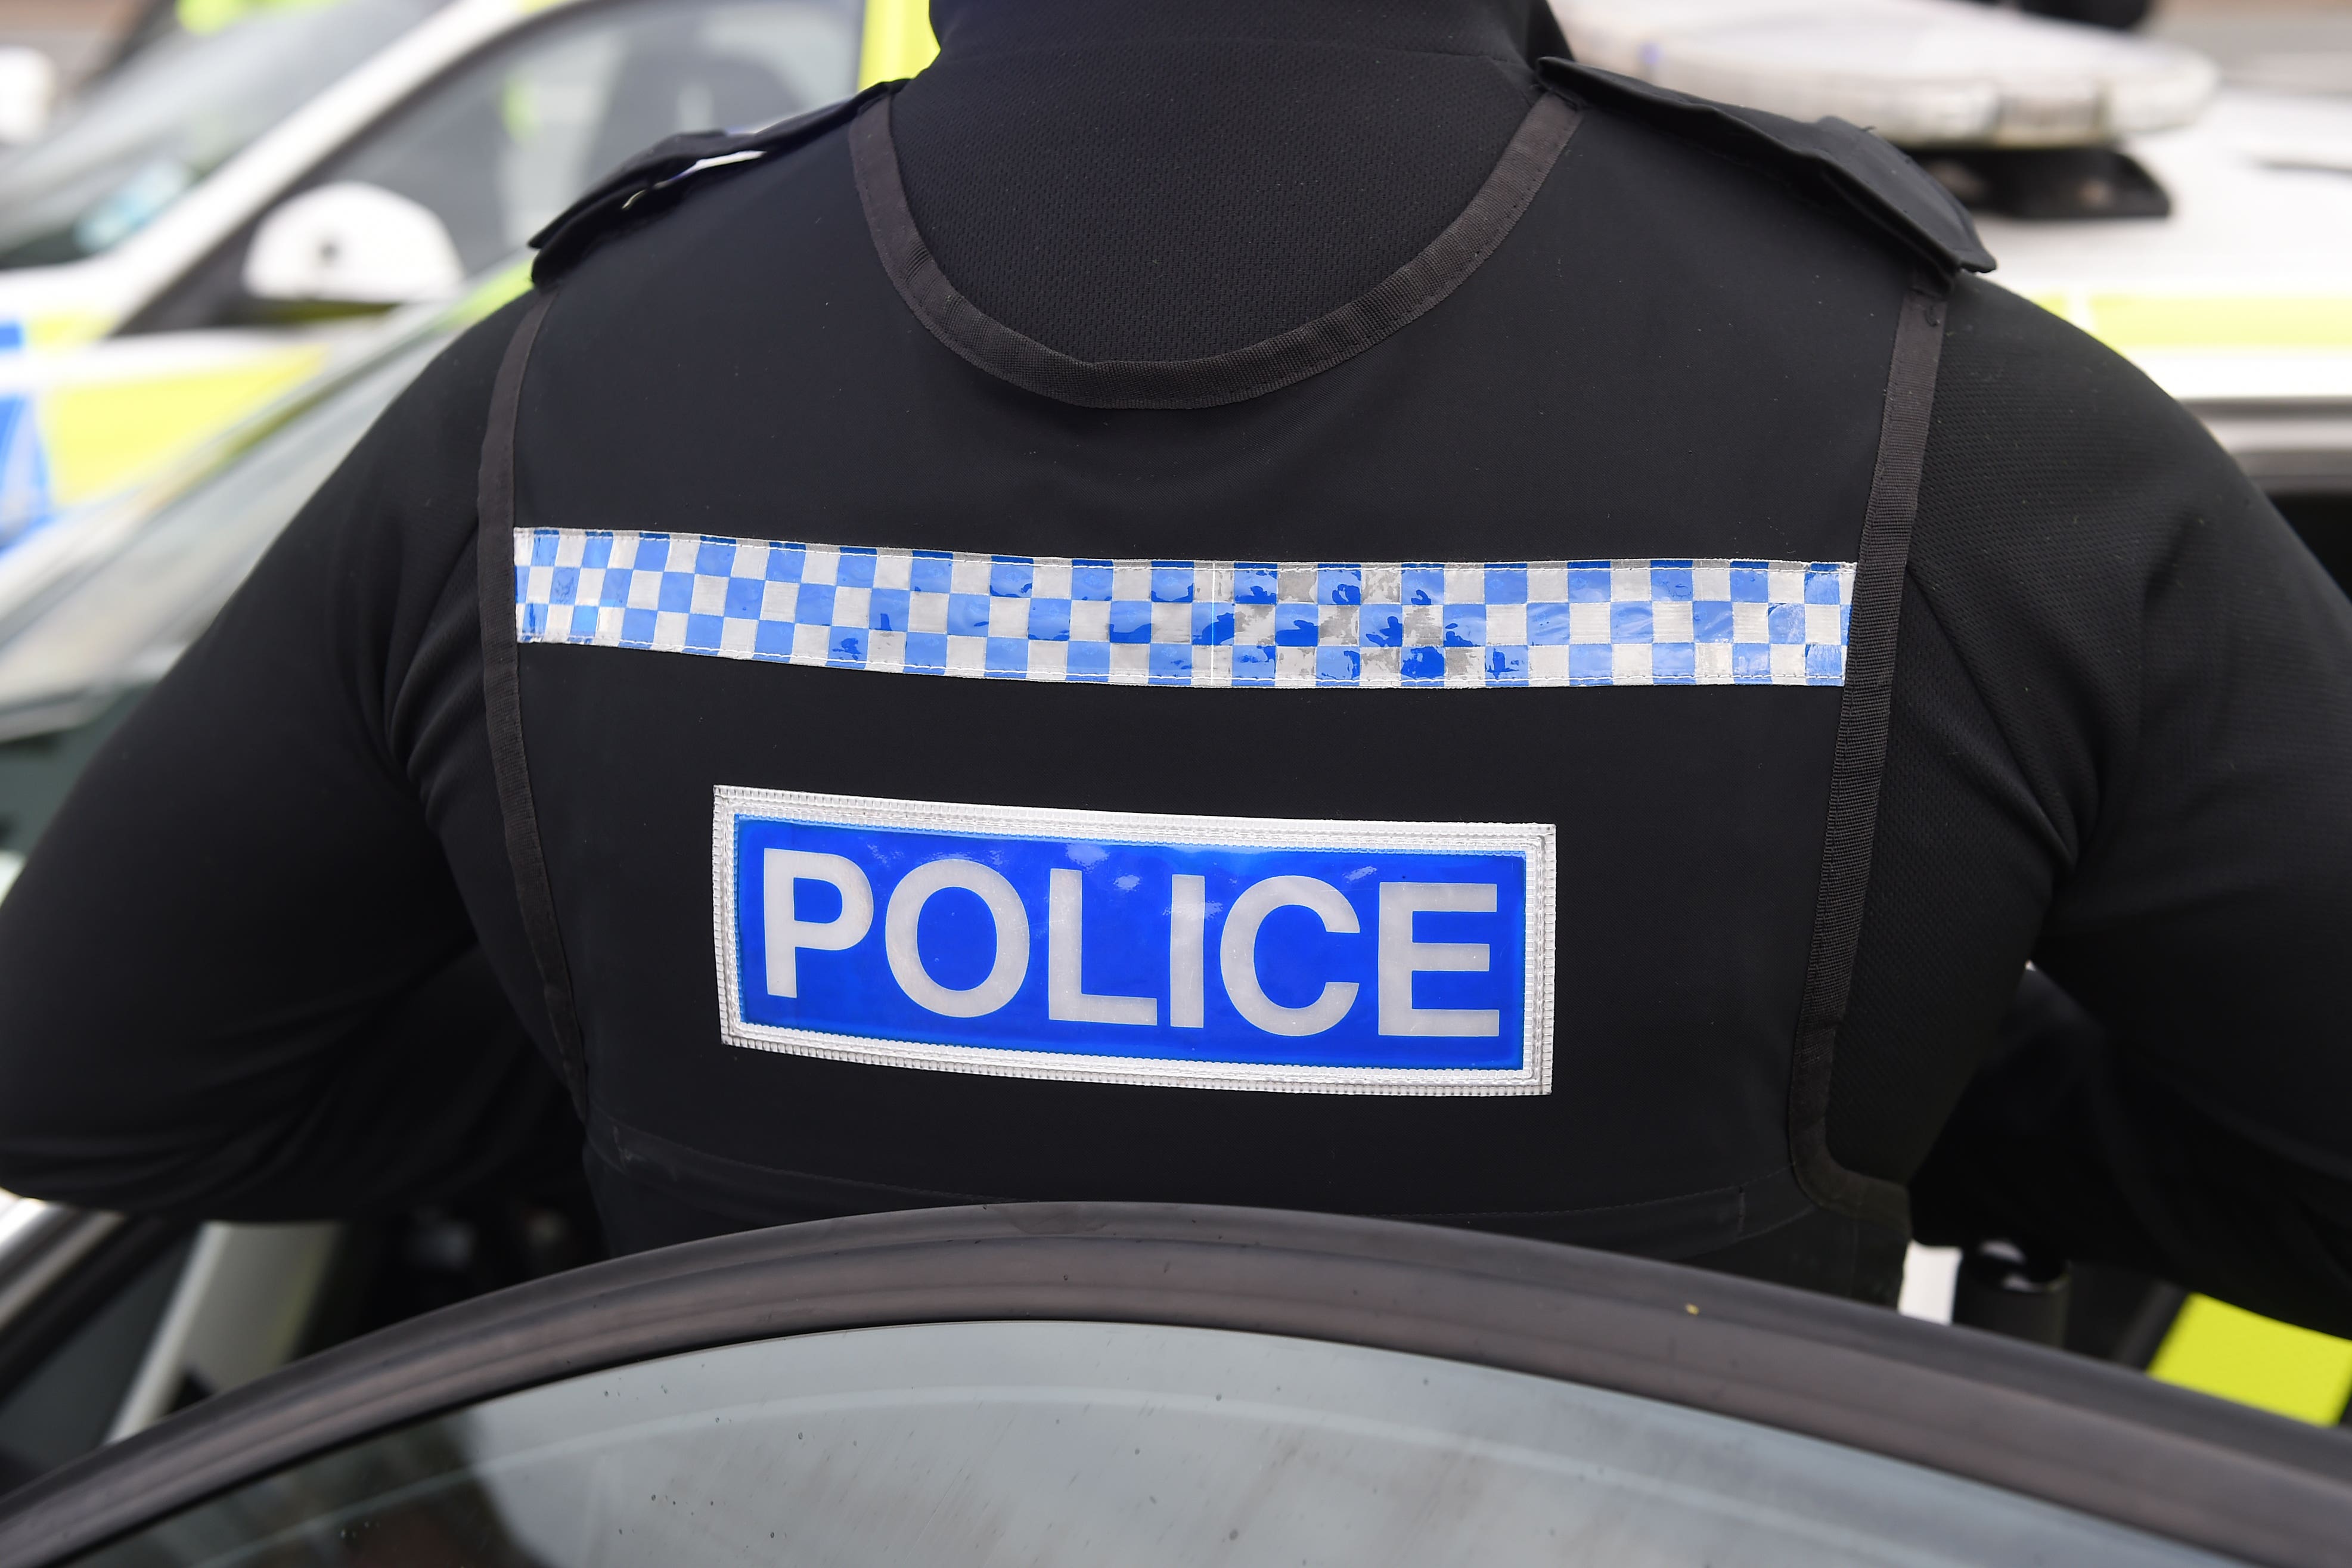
[1844,280,2352,1334]
[0,299,570,1220]
[1913,968,2352,1337]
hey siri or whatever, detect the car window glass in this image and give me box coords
[0,1232,193,1494]
[0,0,439,269]
[77,1319,2247,1567]
[0,328,449,739]
[322,0,859,276]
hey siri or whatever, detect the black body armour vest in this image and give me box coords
[488,63,1991,1293]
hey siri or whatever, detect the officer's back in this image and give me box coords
[1,0,2348,1333]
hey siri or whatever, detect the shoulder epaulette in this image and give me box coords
[1539,59,1994,277]
[529,81,897,286]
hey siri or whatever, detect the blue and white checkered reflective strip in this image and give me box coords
[514,530,1855,688]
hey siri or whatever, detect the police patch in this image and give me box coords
[713,788,1556,1094]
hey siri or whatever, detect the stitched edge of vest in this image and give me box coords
[478,290,592,1122]
[1785,276,1951,1236]
[590,1107,1813,1262]
[848,90,1581,411]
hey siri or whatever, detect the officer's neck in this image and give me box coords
[892,0,1557,364]
[927,0,1562,66]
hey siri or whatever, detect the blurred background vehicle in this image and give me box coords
[0,0,935,554]
[0,0,2344,1498]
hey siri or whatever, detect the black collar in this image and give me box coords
[926,0,1567,66]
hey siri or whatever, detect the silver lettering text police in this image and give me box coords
[715,788,1557,1095]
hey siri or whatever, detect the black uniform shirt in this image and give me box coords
[0,0,2348,1329]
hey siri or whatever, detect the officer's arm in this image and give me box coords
[1898,281,2352,1336]
[0,297,574,1221]
[1916,967,2352,1338]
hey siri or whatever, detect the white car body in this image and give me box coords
[1983,88,2352,492]
[0,0,546,351]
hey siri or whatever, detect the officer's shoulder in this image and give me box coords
[529,81,892,286]
[1540,59,1993,278]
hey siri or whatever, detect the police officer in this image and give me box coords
[0,0,2347,1327]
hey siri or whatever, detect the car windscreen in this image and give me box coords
[0,0,441,271]
[75,1319,2244,1567]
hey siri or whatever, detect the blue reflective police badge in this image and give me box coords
[712,787,1556,1095]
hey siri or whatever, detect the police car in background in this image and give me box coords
[0,0,938,548]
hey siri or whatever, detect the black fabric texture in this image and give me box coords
[1909,974,2352,1338]
[0,0,2341,1329]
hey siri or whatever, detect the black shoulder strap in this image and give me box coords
[1540,59,1994,278]
[1788,276,1951,1235]
[530,82,898,286]
[476,290,590,1120]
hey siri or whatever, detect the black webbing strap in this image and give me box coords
[1787,277,1950,1234]
[850,89,1582,410]
[476,291,589,1122]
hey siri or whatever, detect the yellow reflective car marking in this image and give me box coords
[39,348,327,505]
[2089,294,2352,351]
[176,0,349,36]
[26,312,116,352]
[2149,1294,2352,1426]
[454,261,533,325]
[2020,288,2352,352]
[859,0,938,88]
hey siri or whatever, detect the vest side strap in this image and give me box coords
[849,90,1581,411]
[1788,277,1950,1234]
[476,290,590,1122]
